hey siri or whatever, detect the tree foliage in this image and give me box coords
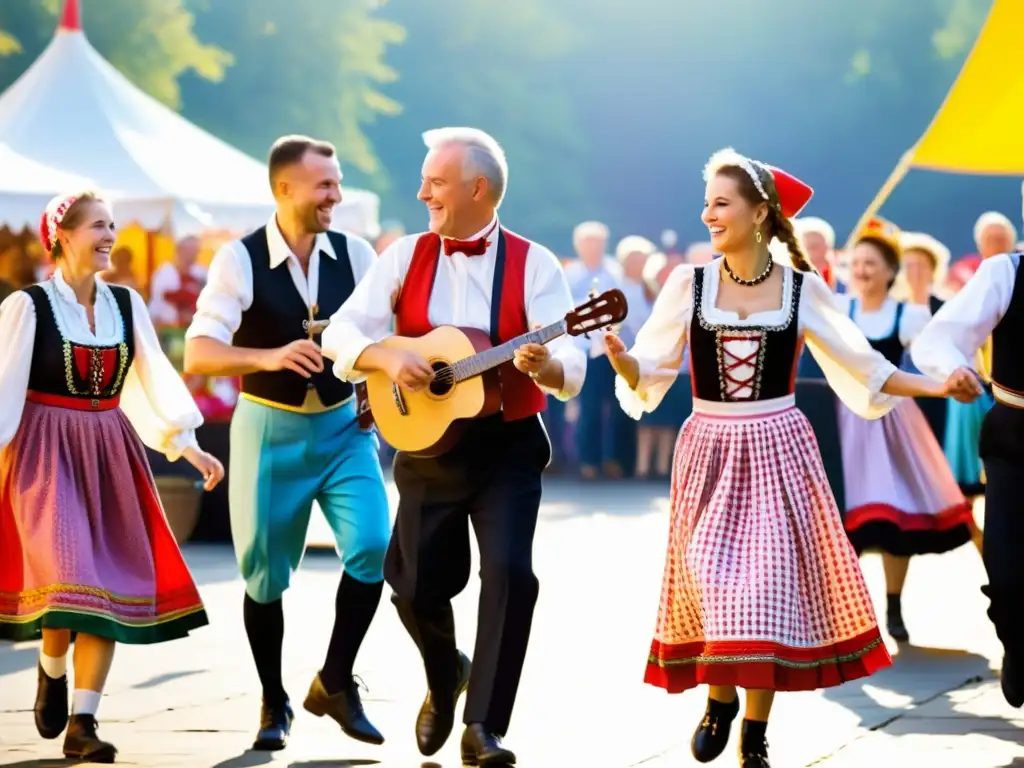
[179,0,405,180]
[0,0,229,108]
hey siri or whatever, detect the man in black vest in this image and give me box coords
[912,246,1024,708]
[184,136,390,750]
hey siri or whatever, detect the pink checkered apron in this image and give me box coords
[645,394,891,693]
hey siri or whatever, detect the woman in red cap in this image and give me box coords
[603,148,980,767]
[0,191,224,763]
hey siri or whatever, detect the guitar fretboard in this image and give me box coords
[450,319,568,382]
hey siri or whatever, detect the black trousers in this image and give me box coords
[979,404,1024,660]
[384,413,550,735]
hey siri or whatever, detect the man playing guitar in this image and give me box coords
[322,127,586,765]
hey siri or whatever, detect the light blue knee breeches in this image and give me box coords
[228,396,391,603]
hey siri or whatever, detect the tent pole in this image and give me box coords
[842,149,916,250]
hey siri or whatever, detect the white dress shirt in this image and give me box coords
[911,252,1019,380]
[616,261,900,420]
[322,215,586,401]
[0,270,202,458]
[185,215,377,345]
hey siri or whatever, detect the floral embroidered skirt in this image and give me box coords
[645,396,891,693]
[0,401,208,643]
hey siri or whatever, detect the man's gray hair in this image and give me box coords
[423,127,508,206]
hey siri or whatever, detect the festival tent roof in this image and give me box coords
[844,0,1024,247]
[0,0,380,238]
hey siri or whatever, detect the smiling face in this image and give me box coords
[850,239,897,296]
[418,143,488,237]
[701,171,768,253]
[55,199,116,273]
[276,149,343,233]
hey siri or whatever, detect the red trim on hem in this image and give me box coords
[845,501,975,533]
[26,391,120,411]
[644,629,892,692]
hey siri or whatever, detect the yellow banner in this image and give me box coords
[911,0,1024,174]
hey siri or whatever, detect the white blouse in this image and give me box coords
[0,271,203,459]
[615,261,900,421]
[840,296,932,348]
[911,252,1019,380]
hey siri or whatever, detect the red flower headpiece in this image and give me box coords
[39,193,79,253]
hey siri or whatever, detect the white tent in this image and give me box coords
[0,0,380,239]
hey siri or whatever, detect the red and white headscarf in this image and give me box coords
[38,193,80,253]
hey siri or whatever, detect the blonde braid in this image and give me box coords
[770,207,816,274]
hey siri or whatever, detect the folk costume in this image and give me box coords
[0,194,208,761]
[912,251,1024,707]
[616,151,892,766]
[837,221,973,560]
[324,215,586,764]
[186,218,390,749]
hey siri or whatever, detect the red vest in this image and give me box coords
[394,229,547,421]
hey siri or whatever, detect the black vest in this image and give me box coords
[22,282,135,401]
[850,298,905,367]
[990,253,1024,392]
[233,228,355,407]
[689,266,804,401]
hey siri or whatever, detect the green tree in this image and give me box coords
[179,0,404,182]
[0,0,230,108]
[372,0,590,246]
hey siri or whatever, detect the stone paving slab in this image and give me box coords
[0,483,1010,766]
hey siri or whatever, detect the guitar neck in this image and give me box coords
[451,320,568,382]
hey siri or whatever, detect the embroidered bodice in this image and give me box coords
[23,280,134,403]
[688,266,804,402]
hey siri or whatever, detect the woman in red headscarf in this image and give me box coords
[602,149,981,767]
[0,192,224,763]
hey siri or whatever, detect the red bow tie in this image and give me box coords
[442,236,490,257]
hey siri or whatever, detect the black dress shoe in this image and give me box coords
[739,723,770,768]
[415,650,471,756]
[252,698,294,751]
[691,695,739,762]
[1002,653,1024,708]
[460,723,516,766]
[34,663,68,739]
[887,610,910,643]
[303,672,384,744]
[62,714,117,763]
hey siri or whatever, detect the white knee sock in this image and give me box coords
[39,651,67,679]
[72,689,102,716]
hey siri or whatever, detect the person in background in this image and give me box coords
[564,221,625,479]
[614,235,657,476]
[374,220,405,255]
[684,240,714,266]
[947,211,1017,293]
[148,235,207,329]
[837,218,975,644]
[793,216,838,289]
[97,246,141,294]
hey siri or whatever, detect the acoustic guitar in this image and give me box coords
[363,288,628,457]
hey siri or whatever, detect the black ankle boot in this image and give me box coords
[33,663,68,739]
[690,695,739,763]
[63,714,117,763]
[886,594,909,642]
[739,719,770,767]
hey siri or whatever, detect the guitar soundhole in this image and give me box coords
[428,361,455,397]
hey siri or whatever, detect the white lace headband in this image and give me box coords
[703,147,770,203]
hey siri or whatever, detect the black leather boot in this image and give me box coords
[303,672,384,744]
[33,663,68,739]
[1001,653,1024,708]
[415,650,471,756]
[62,714,117,763]
[739,719,770,767]
[690,695,739,762]
[460,723,516,765]
[252,698,293,751]
[886,594,909,642]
